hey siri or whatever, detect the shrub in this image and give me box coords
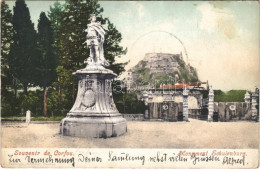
[20,90,43,116]
[1,90,21,117]
[113,90,148,114]
[214,90,246,102]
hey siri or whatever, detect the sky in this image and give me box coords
[5,1,259,91]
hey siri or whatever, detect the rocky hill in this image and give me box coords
[127,53,199,87]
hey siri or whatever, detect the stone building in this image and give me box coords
[142,90,203,121]
[148,102,183,121]
[124,52,185,89]
[124,51,200,91]
[143,53,182,74]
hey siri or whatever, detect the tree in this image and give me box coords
[48,1,63,57]
[1,1,14,91]
[48,0,127,114]
[103,19,127,75]
[49,0,92,109]
[57,0,98,70]
[56,0,126,74]
[1,1,17,117]
[8,0,41,94]
[37,12,58,116]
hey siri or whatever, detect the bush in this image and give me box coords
[20,90,43,116]
[1,90,21,117]
[113,90,148,114]
[214,90,246,102]
[47,87,70,117]
[2,87,71,118]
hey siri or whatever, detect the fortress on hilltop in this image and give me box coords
[143,53,183,74]
[125,52,199,89]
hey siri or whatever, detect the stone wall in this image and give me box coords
[146,91,202,109]
[122,114,144,121]
[188,109,201,119]
[148,102,183,121]
[146,101,254,122]
[214,102,251,121]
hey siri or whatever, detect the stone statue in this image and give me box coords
[60,15,127,138]
[83,14,109,66]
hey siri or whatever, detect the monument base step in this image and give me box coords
[60,116,127,138]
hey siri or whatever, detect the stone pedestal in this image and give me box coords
[26,110,31,124]
[144,110,149,119]
[208,86,214,122]
[60,64,127,138]
[182,87,189,121]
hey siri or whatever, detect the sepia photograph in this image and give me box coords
[1,0,259,168]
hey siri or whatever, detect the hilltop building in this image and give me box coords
[143,53,182,74]
[124,52,198,90]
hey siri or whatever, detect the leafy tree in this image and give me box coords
[1,1,21,117]
[47,0,127,115]
[103,19,127,75]
[1,1,14,91]
[51,0,97,110]
[37,12,58,116]
[9,0,41,94]
[48,1,63,57]
[56,0,126,73]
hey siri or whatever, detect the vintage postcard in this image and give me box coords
[1,0,259,168]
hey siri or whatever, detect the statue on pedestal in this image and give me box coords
[60,15,127,138]
[83,14,109,66]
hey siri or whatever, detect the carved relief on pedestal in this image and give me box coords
[109,92,117,110]
[106,79,116,110]
[79,79,84,88]
[97,80,102,93]
[76,80,96,111]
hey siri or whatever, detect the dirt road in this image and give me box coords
[1,119,258,148]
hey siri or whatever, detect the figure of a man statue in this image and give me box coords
[83,14,109,66]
